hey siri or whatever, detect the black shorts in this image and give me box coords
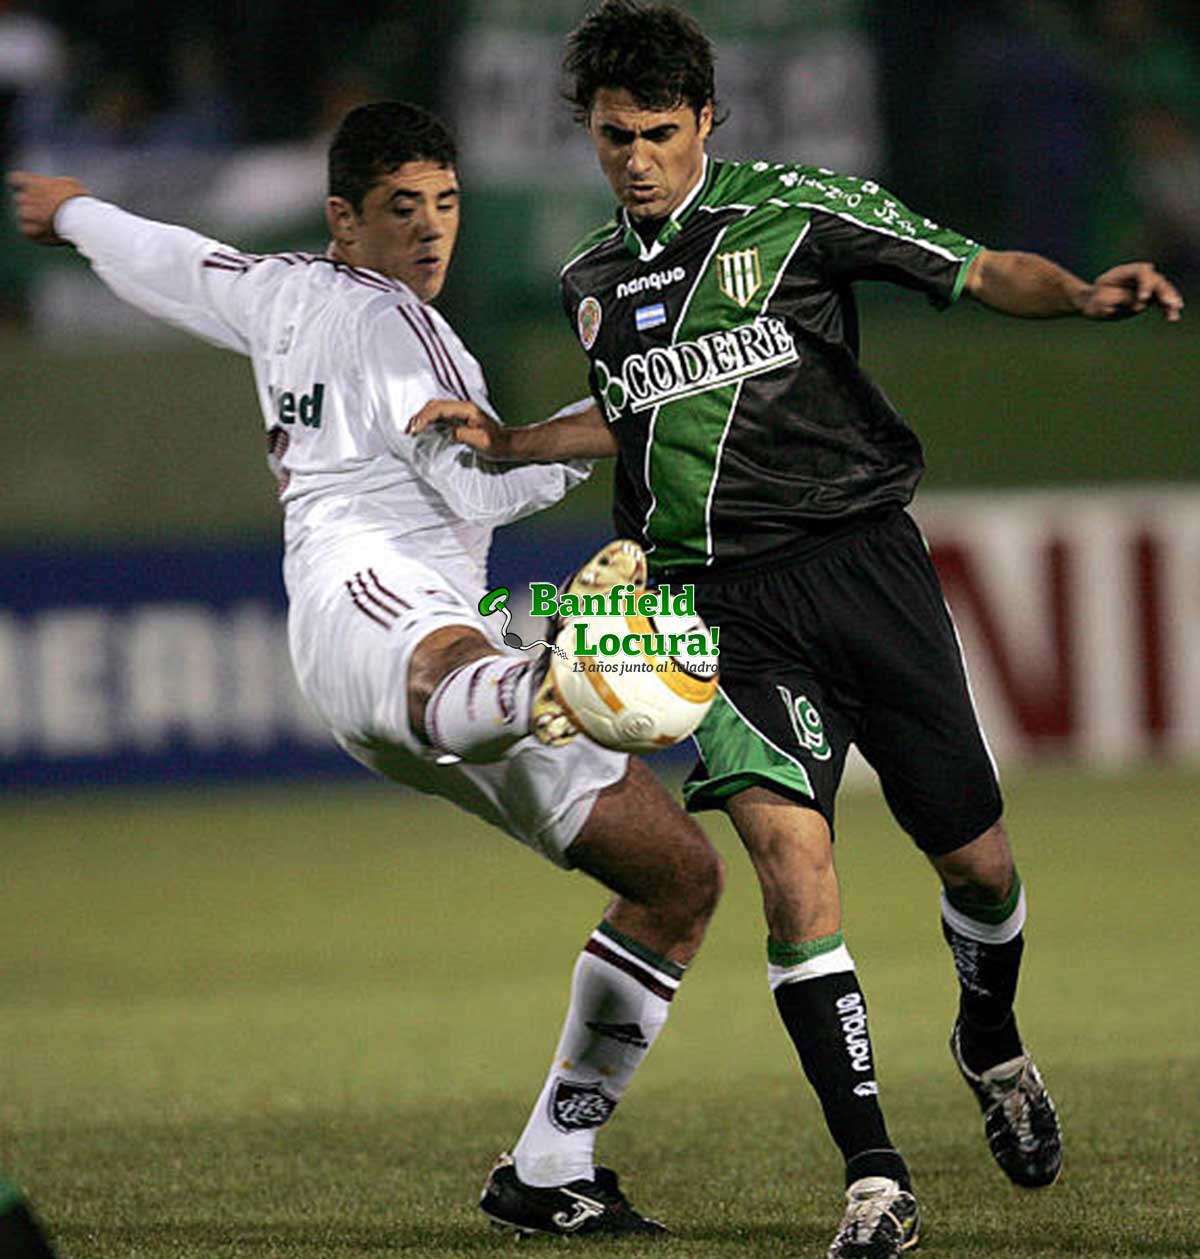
[682,510,1002,855]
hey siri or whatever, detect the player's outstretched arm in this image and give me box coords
[8,171,90,245]
[9,170,253,354]
[965,248,1184,322]
[408,398,618,461]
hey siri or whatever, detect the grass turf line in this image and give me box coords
[2,767,1197,1257]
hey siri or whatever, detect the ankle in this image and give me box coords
[845,1148,911,1191]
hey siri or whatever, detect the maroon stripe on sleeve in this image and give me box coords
[210,249,259,266]
[396,306,456,396]
[417,306,471,400]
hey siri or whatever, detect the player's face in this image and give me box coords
[326,161,460,301]
[587,87,713,221]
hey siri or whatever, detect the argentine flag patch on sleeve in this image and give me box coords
[635,302,667,332]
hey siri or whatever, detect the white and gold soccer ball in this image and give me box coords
[549,610,719,754]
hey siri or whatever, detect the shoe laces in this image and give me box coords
[983,1057,1043,1147]
[839,1177,905,1243]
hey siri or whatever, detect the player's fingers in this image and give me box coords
[1110,268,1183,321]
[407,401,437,433]
[408,400,464,434]
[453,424,491,449]
[1152,277,1184,320]
[1135,264,1163,305]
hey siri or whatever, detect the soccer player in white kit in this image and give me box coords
[9,101,723,1238]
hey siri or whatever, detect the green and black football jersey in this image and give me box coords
[560,156,984,575]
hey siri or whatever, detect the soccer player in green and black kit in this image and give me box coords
[410,3,1184,1254]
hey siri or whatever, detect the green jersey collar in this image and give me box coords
[620,155,713,262]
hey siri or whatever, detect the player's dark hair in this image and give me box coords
[563,0,723,126]
[327,101,458,212]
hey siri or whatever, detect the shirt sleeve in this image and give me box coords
[55,196,255,354]
[364,303,592,527]
[798,181,983,308]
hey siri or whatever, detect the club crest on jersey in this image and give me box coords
[577,296,602,350]
[716,247,763,308]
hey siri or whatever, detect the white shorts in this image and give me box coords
[286,549,628,867]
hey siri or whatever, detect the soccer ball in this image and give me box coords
[549,610,719,753]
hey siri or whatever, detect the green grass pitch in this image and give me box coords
[3,766,1198,1258]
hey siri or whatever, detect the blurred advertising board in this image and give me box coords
[2,489,1197,790]
[0,544,335,789]
[914,488,1200,766]
[453,0,879,182]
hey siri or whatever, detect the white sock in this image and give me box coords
[512,922,683,1187]
[423,655,535,760]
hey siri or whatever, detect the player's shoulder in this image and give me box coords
[305,253,412,300]
[561,218,623,277]
[360,286,475,381]
[243,251,410,306]
[707,157,882,214]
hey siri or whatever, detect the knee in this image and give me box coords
[688,838,725,924]
[647,822,724,932]
[730,793,836,896]
[656,831,724,955]
[934,820,1017,905]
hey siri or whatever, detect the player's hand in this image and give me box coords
[407,400,513,457]
[1081,262,1184,322]
[7,171,91,246]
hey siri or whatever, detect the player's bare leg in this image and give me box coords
[483,758,723,1235]
[726,787,919,1258]
[930,821,1062,1189]
[726,787,841,942]
[570,755,721,965]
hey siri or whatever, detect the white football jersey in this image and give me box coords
[55,197,588,601]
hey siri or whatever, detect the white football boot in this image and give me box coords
[827,1176,920,1258]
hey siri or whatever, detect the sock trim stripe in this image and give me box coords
[595,920,686,981]
[768,942,855,990]
[585,937,678,1002]
[941,885,1027,945]
[767,930,844,967]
